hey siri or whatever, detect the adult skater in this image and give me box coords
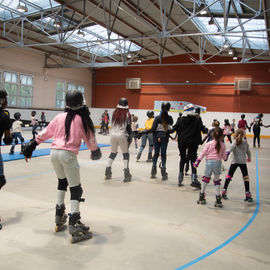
[250,113,264,148]
[170,103,202,188]
[9,112,24,154]
[23,89,101,243]
[0,89,13,229]
[104,97,132,182]
[136,110,154,162]
[140,102,173,180]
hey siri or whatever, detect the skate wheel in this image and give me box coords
[70,231,93,244]
[55,225,60,232]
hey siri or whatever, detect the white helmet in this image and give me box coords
[183,103,195,116]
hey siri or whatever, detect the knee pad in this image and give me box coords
[0,175,6,189]
[214,179,221,186]
[226,174,232,181]
[57,178,68,191]
[202,176,211,183]
[243,176,249,182]
[123,152,129,160]
[70,184,84,202]
[109,152,117,160]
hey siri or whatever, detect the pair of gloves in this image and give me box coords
[22,139,102,160]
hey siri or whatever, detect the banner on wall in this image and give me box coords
[154,100,207,113]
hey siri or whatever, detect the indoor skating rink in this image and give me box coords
[1,130,270,270]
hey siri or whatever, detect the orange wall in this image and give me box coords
[93,55,270,113]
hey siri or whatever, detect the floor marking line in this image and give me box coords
[175,150,260,270]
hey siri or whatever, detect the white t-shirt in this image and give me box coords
[12,120,23,132]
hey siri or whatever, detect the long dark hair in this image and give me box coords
[161,111,169,131]
[213,127,224,153]
[64,106,95,142]
[112,108,131,126]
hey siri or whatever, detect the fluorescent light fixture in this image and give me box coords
[208,16,214,26]
[77,29,85,37]
[228,49,233,55]
[137,59,142,63]
[223,42,229,48]
[127,53,132,58]
[53,20,61,28]
[17,2,28,13]
[233,56,238,60]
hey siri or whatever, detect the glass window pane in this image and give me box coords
[11,73,17,83]
[11,84,18,95]
[78,85,85,93]
[4,72,11,82]
[20,75,27,85]
[68,83,76,91]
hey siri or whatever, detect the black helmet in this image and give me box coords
[147,110,154,118]
[258,113,263,118]
[0,89,7,98]
[117,97,129,108]
[195,107,201,114]
[31,110,36,117]
[241,114,245,119]
[0,89,7,108]
[65,89,84,110]
[14,112,21,120]
[161,102,171,112]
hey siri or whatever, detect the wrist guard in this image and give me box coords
[91,147,102,160]
[22,139,38,158]
[193,159,201,168]
[224,151,230,161]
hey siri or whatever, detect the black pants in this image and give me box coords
[178,142,198,174]
[253,129,260,147]
[228,163,248,178]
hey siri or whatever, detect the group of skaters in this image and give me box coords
[0,87,269,241]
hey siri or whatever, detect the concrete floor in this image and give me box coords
[1,129,270,270]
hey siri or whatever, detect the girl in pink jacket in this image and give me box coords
[23,90,101,243]
[193,127,227,207]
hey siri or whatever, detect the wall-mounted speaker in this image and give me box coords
[126,78,141,89]
[234,78,252,91]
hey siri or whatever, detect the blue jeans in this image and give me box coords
[153,134,168,167]
[204,160,222,179]
[12,132,24,145]
[138,133,153,154]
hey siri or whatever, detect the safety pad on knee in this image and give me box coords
[123,152,129,160]
[109,152,117,160]
[226,174,232,180]
[214,179,221,186]
[57,178,68,191]
[243,176,249,182]
[202,176,211,183]
[70,184,84,202]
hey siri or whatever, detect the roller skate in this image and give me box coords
[136,153,141,162]
[191,174,201,189]
[197,192,206,204]
[146,153,152,162]
[244,192,253,202]
[123,168,132,182]
[104,167,112,180]
[69,212,92,244]
[150,165,157,179]
[178,172,184,186]
[222,189,228,200]
[214,195,223,208]
[55,204,68,232]
[160,166,168,181]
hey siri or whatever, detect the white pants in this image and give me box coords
[50,149,80,187]
[110,134,128,154]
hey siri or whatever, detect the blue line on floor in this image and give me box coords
[175,150,260,270]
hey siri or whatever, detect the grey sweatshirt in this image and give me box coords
[228,140,251,164]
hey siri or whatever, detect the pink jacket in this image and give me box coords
[35,112,98,154]
[198,140,227,161]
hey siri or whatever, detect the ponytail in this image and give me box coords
[234,129,244,146]
[213,127,224,153]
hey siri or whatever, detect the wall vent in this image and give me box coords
[126,78,141,89]
[234,78,252,91]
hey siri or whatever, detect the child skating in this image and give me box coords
[222,129,253,202]
[23,90,101,243]
[193,127,227,208]
[9,112,24,154]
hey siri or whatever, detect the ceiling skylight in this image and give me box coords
[192,17,268,50]
[0,0,60,21]
[51,25,141,57]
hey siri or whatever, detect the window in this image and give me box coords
[56,81,66,109]
[56,81,85,108]
[4,72,33,107]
